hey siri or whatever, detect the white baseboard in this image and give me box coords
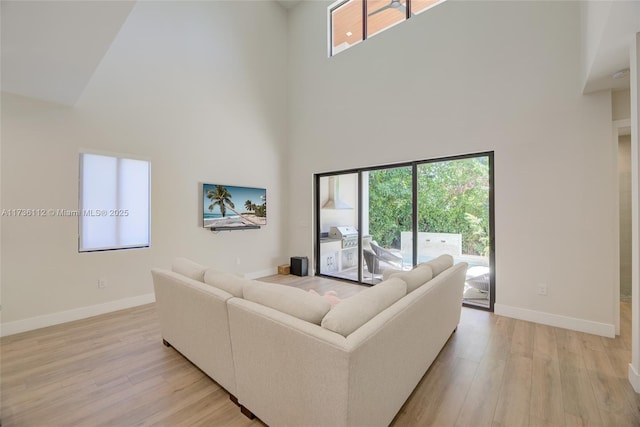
[0,293,156,337]
[494,303,615,338]
[629,364,640,393]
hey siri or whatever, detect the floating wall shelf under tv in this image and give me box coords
[210,225,261,231]
[202,183,267,231]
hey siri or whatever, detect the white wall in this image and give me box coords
[613,89,631,120]
[1,1,288,331]
[630,31,640,392]
[580,0,613,90]
[288,1,617,334]
[620,134,632,301]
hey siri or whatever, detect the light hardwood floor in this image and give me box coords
[1,275,638,426]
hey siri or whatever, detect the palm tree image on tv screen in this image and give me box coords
[203,184,266,229]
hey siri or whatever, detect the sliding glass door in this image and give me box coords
[417,156,492,308]
[318,173,360,281]
[315,152,494,310]
[362,167,413,284]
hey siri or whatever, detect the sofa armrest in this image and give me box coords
[226,262,467,427]
[151,268,237,394]
[228,298,350,427]
[342,262,467,426]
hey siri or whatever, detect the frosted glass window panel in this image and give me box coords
[79,153,150,252]
[80,154,118,250]
[118,158,150,247]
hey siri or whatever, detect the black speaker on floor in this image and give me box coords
[290,256,308,277]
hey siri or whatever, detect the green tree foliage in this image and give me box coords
[368,167,413,249]
[368,157,489,256]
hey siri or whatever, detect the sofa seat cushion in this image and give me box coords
[321,277,407,337]
[387,265,433,293]
[204,269,248,298]
[243,281,331,325]
[419,254,454,277]
[171,257,208,282]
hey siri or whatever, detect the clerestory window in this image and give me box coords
[329,0,444,56]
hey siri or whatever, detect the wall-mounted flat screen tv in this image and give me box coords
[203,183,266,230]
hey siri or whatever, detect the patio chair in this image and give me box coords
[465,266,490,292]
[370,241,404,270]
[363,248,384,284]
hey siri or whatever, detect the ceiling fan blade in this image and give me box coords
[368,4,392,16]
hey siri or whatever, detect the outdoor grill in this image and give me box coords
[328,226,359,248]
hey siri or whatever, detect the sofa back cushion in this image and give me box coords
[243,281,331,325]
[388,265,433,293]
[420,254,454,277]
[171,257,207,282]
[321,277,407,337]
[204,269,248,298]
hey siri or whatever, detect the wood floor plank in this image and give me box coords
[557,355,603,425]
[493,314,516,337]
[393,358,458,425]
[603,347,631,380]
[449,329,491,363]
[582,347,640,423]
[426,357,479,426]
[529,356,564,427]
[455,356,506,427]
[564,412,603,427]
[482,329,512,363]
[534,323,559,361]
[492,355,533,427]
[510,320,535,358]
[579,332,606,352]
[554,328,584,359]
[618,377,640,425]
[600,334,627,351]
[394,356,478,426]
[0,277,636,427]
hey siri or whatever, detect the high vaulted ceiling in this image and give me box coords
[1,1,136,106]
[1,0,638,106]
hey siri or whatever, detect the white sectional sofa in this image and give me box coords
[151,259,238,397]
[152,255,467,427]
